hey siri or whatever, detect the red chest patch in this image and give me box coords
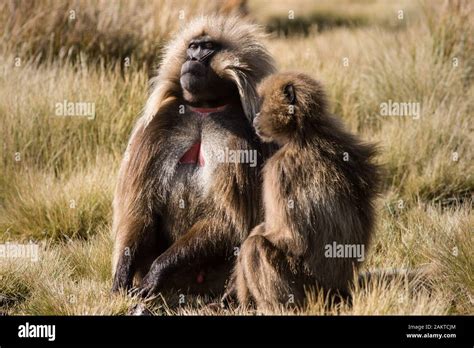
[179,142,205,166]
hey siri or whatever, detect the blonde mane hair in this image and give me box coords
[143,15,276,126]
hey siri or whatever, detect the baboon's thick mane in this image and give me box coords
[143,15,276,126]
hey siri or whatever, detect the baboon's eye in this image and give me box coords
[189,43,198,49]
[204,42,214,49]
[284,84,296,105]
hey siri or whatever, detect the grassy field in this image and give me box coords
[0,0,472,315]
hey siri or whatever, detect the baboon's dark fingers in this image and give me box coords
[137,277,159,299]
[127,286,141,297]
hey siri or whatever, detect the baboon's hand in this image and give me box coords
[137,279,159,299]
[137,267,164,299]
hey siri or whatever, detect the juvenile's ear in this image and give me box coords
[284,84,296,105]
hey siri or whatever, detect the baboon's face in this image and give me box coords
[180,35,238,105]
[254,76,298,145]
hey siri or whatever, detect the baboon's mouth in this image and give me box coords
[253,116,269,141]
[255,129,272,142]
[181,60,206,76]
[189,105,228,114]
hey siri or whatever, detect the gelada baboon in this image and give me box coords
[111,16,276,298]
[231,72,380,312]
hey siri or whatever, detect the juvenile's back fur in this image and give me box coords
[233,72,381,312]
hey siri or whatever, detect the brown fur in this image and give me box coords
[111,16,276,297]
[232,72,381,312]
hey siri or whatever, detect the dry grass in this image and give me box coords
[0,0,472,315]
[0,0,234,70]
[250,0,418,36]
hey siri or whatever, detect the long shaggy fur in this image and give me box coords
[143,15,275,127]
[233,72,381,312]
[111,16,275,296]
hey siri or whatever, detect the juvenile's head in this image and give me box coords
[254,72,328,145]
